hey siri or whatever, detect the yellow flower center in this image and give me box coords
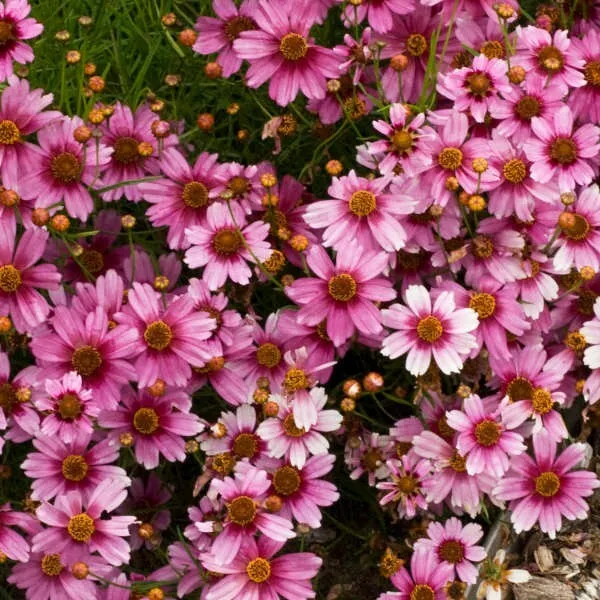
[61,455,89,482]
[283,368,309,392]
[416,315,443,343]
[232,433,259,459]
[395,474,418,494]
[328,273,357,302]
[349,190,377,217]
[560,213,590,241]
[133,407,160,435]
[480,40,505,59]
[246,557,271,583]
[144,320,173,351]
[41,553,64,577]
[503,158,527,184]
[282,414,306,437]
[0,120,20,145]
[474,419,501,447]
[467,72,492,96]
[584,59,600,86]
[537,45,564,74]
[438,147,463,170]
[531,387,553,415]
[256,342,282,368]
[391,129,414,154]
[535,471,561,497]
[550,137,577,165]
[228,495,256,526]
[67,513,95,542]
[212,229,243,256]
[565,330,586,353]
[0,264,21,293]
[182,181,209,208]
[224,16,256,41]
[279,33,308,61]
[449,451,467,472]
[212,452,236,475]
[273,465,301,496]
[469,292,496,319]
[439,539,465,564]
[71,346,103,377]
[229,176,250,197]
[113,136,141,164]
[410,584,435,600]
[506,376,534,402]
[515,95,541,120]
[51,152,81,183]
[406,33,428,56]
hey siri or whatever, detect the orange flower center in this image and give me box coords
[0,265,21,293]
[279,33,308,61]
[416,315,443,343]
[61,455,89,482]
[406,33,428,56]
[273,465,301,496]
[349,190,377,217]
[133,407,160,435]
[71,346,103,377]
[535,471,561,497]
[212,229,243,256]
[474,419,501,447]
[144,320,173,351]
[233,433,259,458]
[67,513,95,542]
[113,136,141,164]
[246,557,271,583]
[438,147,463,170]
[550,137,577,165]
[439,539,464,564]
[506,376,534,402]
[51,152,81,183]
[0,120,20,145]
[503,158,527,184]
[328,273,357,302]
[182,181,209,208]
[256,342,282,368]
[228,495,256,526]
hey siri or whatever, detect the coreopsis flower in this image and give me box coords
[438,55,511,122]
[0,226,61,333]
[581,298,600,387]
[378,547,454,600]
[193,0,258,77]
[516,26,585,94]
[142,149,227,250]
[446,394,526,478]
[494,432,600,538]
[30,306,138,408]
[0,76,61,187]
[98,386,204,469]
[414,518,486,584]
[476,550,530,600]
[377,454,430,519]
[233,0,339,106]
[339,0,415,34]
[285,243,395,347]
[381,284,479,376]
[70,269,125,321]
[21,431,129,502]
[346,432,395,486]
[257,390,342,469]
[0,0,43,81]
[524,105,600,192]
[159,542,204,598]
[570,28,600,123]
[304,171,417,253]
[114,282,216,388]
[32,479,136,566]
[198,465,295,565]
[553,185,600,272]
[19,116,112,220]
[184,203,271,291]
[333,27,373,85]
[0,503,37,562]
[201,536,322,600]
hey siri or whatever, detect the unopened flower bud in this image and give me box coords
[326,159,343,176]
[71,562,89,579]
[495,3,515,18]
[88,75,105,92]
[261,173,277,188]
[265,495,283,512]
[147,589,164,600]
[185,440,199,453]
[575,379,586,394]
[281,274,295,287]
[51,214,70,232]
[74,125,92,143]
[148,379,166,397]
[363,371,384,392]
[237,129,249,141]
[227,102,240,115]
[457,384,472,398]
[343,379,362,399]
[154,275,170,291]
[390,54,409,72]
[121,214,136,229]
[197,113,214,131]
[340,397,355,412]
[55,30,70,42]
[0,316,11,333]
[261,193,278,208]
[212,422,227,438]
[289,234,309,252]
[119,432,134,447]
[558,211,576,230]
[151,120,171,138]
[253,388,270,404]
[430,204,444,218]
[138,522,154,540]
[445,176,459,191]
[472,157,488,173]
[179,28,197,47]
[0,189,19,207]
[161,13,176,26]
[137,142,154,157]
[88,108,104,124]
[66,50,81,64]
[31,207,50,226]
[327,79,341,94]
[264,401,279,417]
[150,99,165,112]
[580,266,595,281]
[468,194,486,212]
[204,62,222,79]
[508,65,526,84]
[560,192,576,206]
[16,387,31,403]
[164,74,181,87]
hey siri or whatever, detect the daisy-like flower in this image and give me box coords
[114,282,215,388]
[339,0,415,34]
[415,518,486,584]
[286,243,395,347]
[0,226,61,333]
[32,479,136,566]
[184,202,271,291]
[304,171,417,253]
[20,116,112,221]
[378,547,454,600]
[100,102,177,202]
[98,386,204,469]
[257,390,342,468]
[494,432,600,538]
[553,185,600,272]
[582,297,600,384]
[34,372,98,444]
[364,104,434,176]
[476,549,530,600]
[381,284,479,376]
[199,465,295,565]
[0,503,37,562]
[0,0,43,81]
[446,394,526,478]
[524,105,600,192]
[570,28,600,123]
[142,149,227,250]
[193,0,258,77]
[0,76,61,187]
[201,536,322,600]
[233,0,339,106]
[333,27,373,85]
[30,306,138,408]
[21,431,129,502]
[516,26,585,94]
[377,454,430,519]
[438,55,510,122]
[347,432,395,486]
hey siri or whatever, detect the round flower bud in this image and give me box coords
[151,120,171,138]
[88,76,105,92]
[472,157,488,173]
[327,79,342,94]
[0,316,11,333]
[179,28,197,47]
[558,211,576,230]
[71,562,89,579]
[575,379,586,394]
[138,523,154,540]
[257,376,270,390]
[119,432,134,447]
[237,129,249,141]
[212,423,227,439]
[430,204,444,218]
[0,189,18,207]
[137,142,154,157]
[560,191,576,206]
[253,388,270,405]
[150,99,165,112]
[261,173,277,188]
[51,214,70,232]
[154,275,170,291]
[261,192,278,208]
[16,387,31,402]
[326,159,343,176]
[343,379,362,399]
[164,74,181,87]
[83,63,96,76]
[204,62,222,79]
[468,194,486,212]
[148,589,164,600]
[580,266,595,281]
[197,113,214,131]
[66,50,81,64]
[390,54,409,72]
[147,379,166,397]
[55,30,70,42]
[445,176,460,191]
[363,371,384,392]
[185,440,199,453]
[78,16,93,27]
[264,401,279,417]
[31,208,50,226]
[227,102,240,115]
[340,397,356,412]
[265,495,283,513]
[88,109,105,124]
[100,104,114,117]
[289,234,309,252]
[457,384,472,398]
[121,214,136,229]
[161,13,176,26]
[495,3,515,18]
[508,65,526,84]
[74,125,92,143]
[281,274,295,286]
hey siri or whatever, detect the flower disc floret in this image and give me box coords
[67,513,95,542]
[535,471,561,497]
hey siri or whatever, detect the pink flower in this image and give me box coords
[198,465,295,564]
[414,518,486,583]
[286,243,395,347]
[381,285,479,376]
[581,297,600,382]
[142,148,227,250]
[446,394,526,478]
[333,27,373,85]
[114,282,215,388]
[257,389,342,468]
[438,55,511,122]
[0,76,61,187]
[570,28,600,123]
[494,432,600,538]
[304,171,416,252]
[30,306,138,408]
[339,0,414,34]
[201,536,322,600]
[233,0,339,106]
[0,503,36,562]
[524,105,600,192]
[98,386,204,469]
[346,432,394,486]
[20,116,112,220]
[378,547,454,600]
[0,0,43,81]
[193,0,258,77]
[0,226,61,333]
[185,203,271,291]
[22,431,129,502]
